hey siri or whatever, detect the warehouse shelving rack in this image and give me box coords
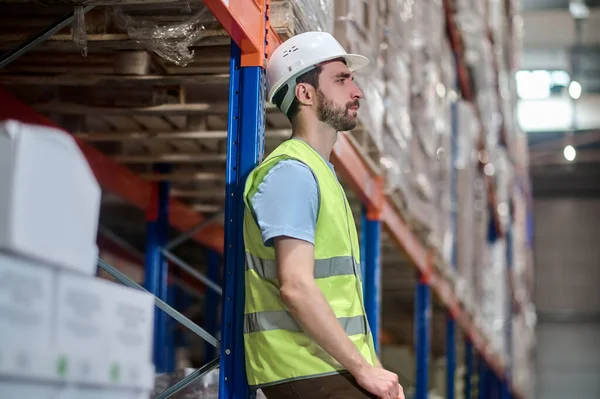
[0,0,526,398]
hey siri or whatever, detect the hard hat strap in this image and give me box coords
[278,64,317,116]
[279,77,297,116]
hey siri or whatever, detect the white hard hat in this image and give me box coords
[266,31,370,115]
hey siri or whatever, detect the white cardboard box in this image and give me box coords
[55,271,155,389]
[104,282,155,390]
[55,272,111,386]
[0,119,101,276]
[0,252,55,381]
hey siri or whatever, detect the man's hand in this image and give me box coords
[354,364,405,399]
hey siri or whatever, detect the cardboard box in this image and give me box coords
[55,272,111,386]
[0,252,55,381]
[104,282,155,390]
[0,119,101,276]
[55,271,155,389]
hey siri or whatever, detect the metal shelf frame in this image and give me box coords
[0,0,527,397]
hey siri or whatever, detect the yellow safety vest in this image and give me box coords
[242,138,378,388]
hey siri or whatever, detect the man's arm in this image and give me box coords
[274,236,370,375]
[275,236,403,399]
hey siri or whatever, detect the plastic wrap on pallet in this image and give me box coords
[471,171,490,328]
[111,4,221,66]
[455,101,480,309]
[335,0,385,150]
[381,128,410,194]
[384,51,412,149]
[511,186,534,307]
[482,238,508,357]
[512,306,537,399]
[355,73,385,150]
[454,0,503,151]
[491,147,513,233]
[384,0,416,55]
[271,0,335,35]
[410,59,443,158]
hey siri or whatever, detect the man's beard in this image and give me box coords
[316,89,359,132]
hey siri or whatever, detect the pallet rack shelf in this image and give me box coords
[0,0,528,398]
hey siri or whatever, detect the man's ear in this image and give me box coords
[295,83,314,106]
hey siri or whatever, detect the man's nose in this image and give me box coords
[351,83,363,100]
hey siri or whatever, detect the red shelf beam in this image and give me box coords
[0,88,225,254]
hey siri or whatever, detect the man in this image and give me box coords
[242,31,405,399]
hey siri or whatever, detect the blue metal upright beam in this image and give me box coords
[219,40,265,399]
[205,249,221,364]
[503,205,514,399]
[478,357,490,399]
[465,340,473,399]
[415,274,431,399]
[361,207,381,354]
[446,316,456,399]
[144,163,170,373]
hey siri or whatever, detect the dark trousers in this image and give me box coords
[260,373,377,399]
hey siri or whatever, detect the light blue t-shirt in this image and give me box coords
[249,157,337,247]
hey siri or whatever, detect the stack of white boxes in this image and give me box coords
[0,119,155,399]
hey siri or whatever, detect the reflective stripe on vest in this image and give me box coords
[244,311,367,335]
[246,253,362,280]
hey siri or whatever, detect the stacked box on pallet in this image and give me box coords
[0,120,155,399]
[454,0,502,153]
[379,0,456,256]
[271,0,335,37]
[471,169,490,332]
[334,0,386,151]
[512,308,536,399]
[482,237,508,358]
[454,100,481,311]
[379,0,413,198]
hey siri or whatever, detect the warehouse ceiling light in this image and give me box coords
[516,70,551,100]
[569,0,590,19]
[568,81,582,99]
[563,145,577,162]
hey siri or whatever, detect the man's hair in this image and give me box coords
[272,66,323,121]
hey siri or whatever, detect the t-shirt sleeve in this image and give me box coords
[249,159,319,247]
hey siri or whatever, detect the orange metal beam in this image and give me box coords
[380,200,431,277]
[203,0,282,67]
[0,88,224,254]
